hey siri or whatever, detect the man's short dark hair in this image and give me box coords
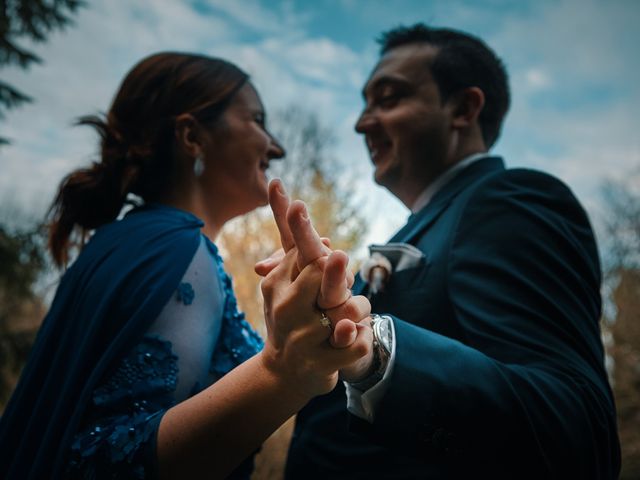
[379,24,510,148]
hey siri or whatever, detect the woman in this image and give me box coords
[0,52,371,479]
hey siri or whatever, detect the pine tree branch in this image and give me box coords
[0,80,32,113]
[14,0,83,42]
[0,0,84,143]
[0,37,42,68]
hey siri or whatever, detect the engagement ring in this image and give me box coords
[319,311,332,329]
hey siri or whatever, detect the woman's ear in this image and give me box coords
[174,113,201,157]
[450,87,485,129]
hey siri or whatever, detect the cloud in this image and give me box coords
[1,0,637,246]
[200,0,310,36]
[523,68,553,91]
[1,0,241,211]
[485,0,640,227]
[261,36,364,87]
[0,0,373,215]
[494,0,639,101]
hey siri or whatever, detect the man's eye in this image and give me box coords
[254,114,265,126]
[377,94,399,108]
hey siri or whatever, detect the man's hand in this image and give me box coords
[256,179,368,350]
[260,247,372,397]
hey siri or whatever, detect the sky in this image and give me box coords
[2,0,639,254]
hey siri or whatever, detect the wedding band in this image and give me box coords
[319,311,332,329]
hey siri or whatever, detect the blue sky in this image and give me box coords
[2,0,639,250]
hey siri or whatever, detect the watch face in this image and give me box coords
[374,316,393,354]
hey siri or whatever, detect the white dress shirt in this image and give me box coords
[346,152,490,422]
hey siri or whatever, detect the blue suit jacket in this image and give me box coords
[286,157,620,479]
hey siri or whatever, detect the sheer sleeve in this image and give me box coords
[67,236,225,479]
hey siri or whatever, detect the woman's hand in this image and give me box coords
[259,246,372,398]
[256,179,376,382]
[256,180,366,344]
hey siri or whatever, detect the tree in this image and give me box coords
[600,170,640,479]
[0,217,47,412]
[1,0,83,144]
[217,108,367,479]
[601,171,640,272]
[610,269,640,480]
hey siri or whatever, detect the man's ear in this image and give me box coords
[450,87,485,129]
[174,113,201,157]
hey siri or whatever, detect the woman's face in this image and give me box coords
[201,82,284,218]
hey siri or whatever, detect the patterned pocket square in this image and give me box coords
[369,242,426,272]
[359,243,426,296]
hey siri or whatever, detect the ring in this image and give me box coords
[319,311,332,329]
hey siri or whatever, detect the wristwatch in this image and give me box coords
[349,314,393,392]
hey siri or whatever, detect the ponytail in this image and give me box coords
[47,116,140,267]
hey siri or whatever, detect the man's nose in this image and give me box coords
[354,110,376,134]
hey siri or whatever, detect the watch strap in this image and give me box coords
[349,314,392,392]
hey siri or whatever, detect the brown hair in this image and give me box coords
[48,52,249,266]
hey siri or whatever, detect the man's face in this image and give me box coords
[355,44,454,206]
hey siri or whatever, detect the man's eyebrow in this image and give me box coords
[361,76,408,99]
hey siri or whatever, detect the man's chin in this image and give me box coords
[373,166,407,201]
[373,165,393,187]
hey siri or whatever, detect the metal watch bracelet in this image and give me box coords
[349,314,393,392]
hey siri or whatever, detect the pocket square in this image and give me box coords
[369,242,426,272]
[359,243,426,296]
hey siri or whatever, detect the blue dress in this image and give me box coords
[0,204,263,479]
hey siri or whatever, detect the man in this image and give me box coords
[283,24,620,479]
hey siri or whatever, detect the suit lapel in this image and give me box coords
[391,156,505,244]
[353,157,505,297]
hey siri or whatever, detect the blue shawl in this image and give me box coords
[0,204,203,479]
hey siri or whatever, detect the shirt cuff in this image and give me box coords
[344,316,396,423]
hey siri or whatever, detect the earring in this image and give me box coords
[193,155,205,177]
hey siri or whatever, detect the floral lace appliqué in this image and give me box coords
[205,239,264,380]
[176,282,195,305]
[68,335,178,479]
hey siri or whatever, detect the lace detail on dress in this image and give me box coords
[176,282,195,305]
[205,239,264,380]
[67,336,178,479]
[92,336,178,408]
[67,410,163,479]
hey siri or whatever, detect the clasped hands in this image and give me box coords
[256,179,375,398]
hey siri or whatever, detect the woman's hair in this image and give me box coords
[48,52,249,266]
